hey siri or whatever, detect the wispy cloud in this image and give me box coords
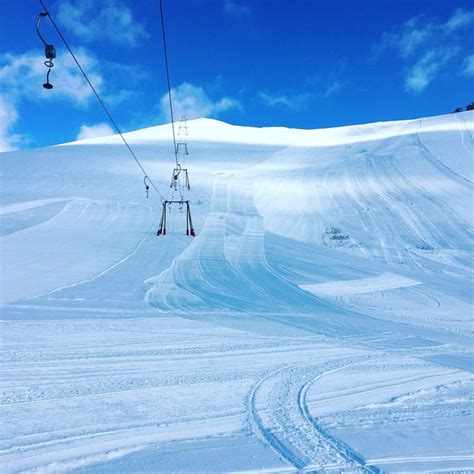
[463,55,474,76]
[76,123,115,141]
[258,92,313,110]
[158,82,241,121]
[322,81,343,98]
[258,93,292,108]
[375,8,473,59]
[405,48,459,93]
[374,8,473,93]
[304,68,347,100]
[0,95,23,152]
[258,78,343,110]
[374,16,433,59]
[444,8,474,32]
[223,0,250,17]
[57,0,149,47]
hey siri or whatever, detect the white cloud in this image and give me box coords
[322,81,343,98]
[258,82,342,109]
[158,82,240,121]
[57,0,149,47]
[375,16,433,59]
[0,95,22,152]
[0,48,140,109]
[0,49,102,106]
[76,123,115,140]
[374,8,473,93]
[463,55,474,76]
[223,0,250,16]
[258,93,292,108]
[444,8,474,32]
[258,92,314,110]
[405,48,458,93]
[0,43,147,150]
[375,9,473,59]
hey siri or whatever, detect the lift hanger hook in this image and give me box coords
[143,176,150,198]
[36,11,56,89]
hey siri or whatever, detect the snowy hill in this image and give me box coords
[1,112,473,472]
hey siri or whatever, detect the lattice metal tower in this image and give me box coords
[158,119,195,237]
[178,115,188,136]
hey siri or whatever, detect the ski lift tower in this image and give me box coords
[169,142,190,191]
[178,115,188,136]
[157,120,195,237]
[157,0,196,237]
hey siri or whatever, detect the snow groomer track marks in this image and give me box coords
[1,112,473,472]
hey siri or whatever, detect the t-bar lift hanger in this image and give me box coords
[36,11,56,89]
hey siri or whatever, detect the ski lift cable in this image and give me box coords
[156,1,195,237]
[38,0,164,201]
[159,0,179,168]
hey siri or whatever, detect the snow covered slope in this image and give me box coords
[1,112,473,473]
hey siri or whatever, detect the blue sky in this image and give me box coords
[0,0,473,150]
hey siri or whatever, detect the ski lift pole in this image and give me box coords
[186,201,196,237]
[157,201,167,236]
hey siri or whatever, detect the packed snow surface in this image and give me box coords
[1,112,473,473]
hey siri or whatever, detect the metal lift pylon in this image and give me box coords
[157,200,195,237]
[178,116,188,136]
[170,165,190,191]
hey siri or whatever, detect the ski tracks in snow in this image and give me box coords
[247,356,381,473]
[146,172,319,312]
[1,198,156,303]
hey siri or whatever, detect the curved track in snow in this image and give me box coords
[146,173,326,313]
[247,355,381,472]
[251,117,473,267]
[1,198,156,303]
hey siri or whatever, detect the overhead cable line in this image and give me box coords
[156,0,195,237]
[38,0,164,201]
[159,0,179,167]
